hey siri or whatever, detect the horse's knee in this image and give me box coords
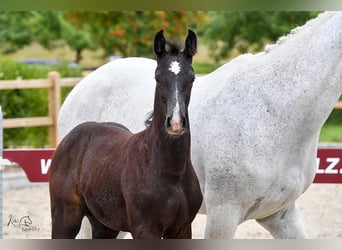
[51,214,83,239]
[130,224,162,239]
[164,224,192,239]
[51,202,84,239]
[87,215,119,239]
[204,204,239,239]
[256,203,307,239]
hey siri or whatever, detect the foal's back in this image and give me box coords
[50,121,133,183]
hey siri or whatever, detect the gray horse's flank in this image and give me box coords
[58,12,342,238]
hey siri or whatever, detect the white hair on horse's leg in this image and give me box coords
[76,218,92,239]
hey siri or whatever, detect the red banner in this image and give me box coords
[2,148,342,183]
[3,148,54,182]
[314,148,342,183]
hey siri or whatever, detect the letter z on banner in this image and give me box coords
[314,148,342,183]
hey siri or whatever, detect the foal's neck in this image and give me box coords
[145,96,191,174]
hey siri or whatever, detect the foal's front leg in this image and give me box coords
[51,203,84,239]
[87,215,120,239]
[163,224,192,239]
[130,224,163,239]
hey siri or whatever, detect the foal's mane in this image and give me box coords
[165,40,182,55]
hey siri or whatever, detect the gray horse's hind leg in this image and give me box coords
[256,203,307,239]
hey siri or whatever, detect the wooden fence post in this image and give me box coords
[48,71,61,147]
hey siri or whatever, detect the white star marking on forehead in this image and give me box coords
[169,61,181,75]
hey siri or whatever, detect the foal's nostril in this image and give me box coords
[181,117,186,128]
[166,116,172,129]
[165,115,185,135]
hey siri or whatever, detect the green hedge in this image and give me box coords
[320,109,342,142]
[0,57,82,148]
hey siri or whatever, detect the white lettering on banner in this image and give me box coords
[316,157,341,174]
[41,159,51,174]
[316,158,323,174]
[36,157,340,176]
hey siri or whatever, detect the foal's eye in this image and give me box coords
[187,77,194,87]
[161,96,167,103]
[156,80,164,88]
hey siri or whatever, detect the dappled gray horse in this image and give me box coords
[58,12,342,238]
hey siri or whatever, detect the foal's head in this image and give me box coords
[153,29,197,137]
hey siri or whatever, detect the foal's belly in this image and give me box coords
[84,191,131,231]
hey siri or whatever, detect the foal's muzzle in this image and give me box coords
[165,114,186,136]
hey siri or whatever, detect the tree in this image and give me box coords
[0,11,97,63]
[59,14,97,63]
[0,12,36,53]
[0,11,206,62]
[31,11,63,50]
[202,11,320,62]
[66,11,206,58]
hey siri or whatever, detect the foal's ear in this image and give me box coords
[183,29,197,60]
[154,30,166,57]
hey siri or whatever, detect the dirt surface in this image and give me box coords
[2,178,342,239]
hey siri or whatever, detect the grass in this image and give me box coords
[8,42,108,69]
[193,62,221,74]
[319,109,342,142]
[320,124,342,142]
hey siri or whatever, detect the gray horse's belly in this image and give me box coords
[191,128,313,221]
[243,179,303,220]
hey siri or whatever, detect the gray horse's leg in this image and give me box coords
[256,203,307,239]
[204,188,240,238]
[205,203,240,238]
[76,218,92,238]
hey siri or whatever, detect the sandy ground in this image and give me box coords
[2,176,342,239]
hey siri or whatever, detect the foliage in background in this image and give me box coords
[319,110,342,142]
[0,56,82,148]
[0,11,97,64]
[0,11,322,63]
[0,11,207,63]
[0,12,36,53]
[192,62,221,74]
[0,11,341,147]
[66,11,207,58]
[202,11,320,62]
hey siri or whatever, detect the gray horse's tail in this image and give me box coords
[144,111,153,128]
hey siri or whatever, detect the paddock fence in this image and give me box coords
[0,72,81,147]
